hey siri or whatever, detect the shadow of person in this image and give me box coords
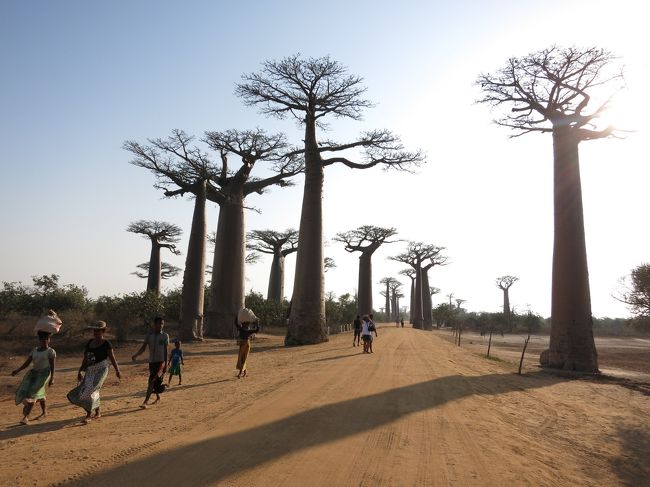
[61,371,566,486]
[0,417,79,440]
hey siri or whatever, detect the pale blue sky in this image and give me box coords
[1,0,648,318]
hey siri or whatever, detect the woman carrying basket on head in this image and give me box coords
[235,308,260,378]
[11,310,61,425]
[67,321,121,424]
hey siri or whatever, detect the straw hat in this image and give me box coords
[86,320,107,330]
[237,308,259,324]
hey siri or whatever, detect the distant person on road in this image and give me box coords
[236,308,260,378]
[400,318,404,328]
[167,339,184,386]
[132,317,169,409]
[361,315,373,353]
[367,314,378,353]
[67,321,121,424]
[11,330,56,425]
[353,315,362,347]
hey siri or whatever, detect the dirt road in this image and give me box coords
[1,326,648,486]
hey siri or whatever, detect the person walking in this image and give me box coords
[235,308,260,378]
[67,321,121,424]
[167,339,184,386]
[12,331,56,424]
[368,314,379,353]
[132,317,169,409]
[352,315,362,347]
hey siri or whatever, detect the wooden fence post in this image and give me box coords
[518,334,531,375]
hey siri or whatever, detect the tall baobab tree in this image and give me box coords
[379,276,399,320]
[428,286,441,328]
[399,268,416,324]
[476,46,624,371]
[335,226,398,316]
[125,130,217,340]
[203,129,303,338]
[392,242,445,329]
[390,280,404,321]
[236,54,424,346]
[246,229,299,301]
[496,275,519,332]
[127,220,181,295]
[421,254,448,330]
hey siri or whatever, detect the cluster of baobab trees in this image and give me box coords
[124,45,627,373]
[124,54,423,345]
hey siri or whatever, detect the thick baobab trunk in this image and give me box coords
[422,269,433,331]
[384,282,391,320]
[206,196,245,338]
[286,119,327,345]
[179,182,207,340]
[357,252,373,316]
[409,278,415,324]
[146,241,161,294]
[542,127,598,372]
[267,251,285,301]
[503,289,511,332]
[412,266,424,329]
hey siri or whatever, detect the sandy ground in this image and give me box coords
[433,329,650,381]
[1,326,649,487]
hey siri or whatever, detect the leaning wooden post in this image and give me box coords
[518,334,531,375]
[486,329,493,358]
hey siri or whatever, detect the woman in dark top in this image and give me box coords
[67,321,121,424]
[235,308,260,378]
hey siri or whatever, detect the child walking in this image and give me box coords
[167,339,184,385]
[132,317,168,409]
[11,331,56,425]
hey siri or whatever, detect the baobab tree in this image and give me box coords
[133,262,181,280]
[476,46,624,371]
[379,277,399,320]
[392,242,445,329]
[421,255,448,330]
[399,268,416,324]
[324,257,336,272]
[203,129,303,338]
[335,226,398,316]
[236,54,424,345]
[422,288,440,330]
[496,275,519,332]
[246,229,299,301]
[390,280,404,321]
[125,130,216,340]
[127,220,181,295]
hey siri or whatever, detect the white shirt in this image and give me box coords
[361,321,371,336]
[31,347,56,370]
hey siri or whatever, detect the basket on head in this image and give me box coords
[237,308,258,324]
[34,310,63,335]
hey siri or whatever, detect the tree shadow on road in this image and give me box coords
[61,371,568,486]
[611,425,650,486]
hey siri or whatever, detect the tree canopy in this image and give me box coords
[476,45,625,139]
